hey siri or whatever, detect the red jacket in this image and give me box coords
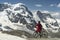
[36,23,42,32]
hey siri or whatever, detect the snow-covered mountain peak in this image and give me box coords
[12,3,26,11]
[35,11,59,33]
[3,3,33,17]
[0,3,34,27]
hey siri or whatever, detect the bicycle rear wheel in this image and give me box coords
[33,31,39,38]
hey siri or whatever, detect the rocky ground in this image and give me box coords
[1,30,60,40]
[1,29,48,38]
[27,38,60,40]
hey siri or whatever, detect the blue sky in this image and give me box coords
[0,0,60,12]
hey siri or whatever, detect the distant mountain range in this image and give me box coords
[0,3,60,38]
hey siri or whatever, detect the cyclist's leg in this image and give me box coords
[39,31,42,38]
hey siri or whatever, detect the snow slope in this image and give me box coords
[56,19,60,26]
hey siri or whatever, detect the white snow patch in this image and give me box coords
[46,18,56,24]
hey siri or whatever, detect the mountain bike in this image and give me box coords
[33,28,48,38]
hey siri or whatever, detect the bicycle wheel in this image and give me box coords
[33,31,38,38]
[41,28,48,38]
